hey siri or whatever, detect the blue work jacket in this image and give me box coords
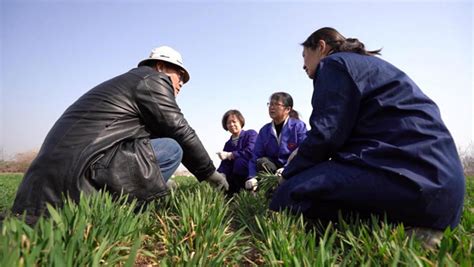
[249,118,307,177]
[217,129,258,176]
[284,52,465,226]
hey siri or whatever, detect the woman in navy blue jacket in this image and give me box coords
[270,27,465,237]
[246,92,307,191]
[217,110,258,194]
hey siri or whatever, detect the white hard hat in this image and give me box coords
[138,46,190,83]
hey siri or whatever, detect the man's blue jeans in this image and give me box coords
[150,138,183,182]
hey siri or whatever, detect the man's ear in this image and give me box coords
[155,62,164,72]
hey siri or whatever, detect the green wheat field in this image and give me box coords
[1,173,473,266]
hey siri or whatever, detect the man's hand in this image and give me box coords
[245,177,258,191]
[216,151,233,160]
[206,171,229,191]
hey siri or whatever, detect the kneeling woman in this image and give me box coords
[217,110,258,194]
[270,27,465,236]
[246,92,307,191]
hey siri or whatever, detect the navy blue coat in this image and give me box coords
[279,52,465,229]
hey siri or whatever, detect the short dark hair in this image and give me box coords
[222,109,245,130]
[302,27,382,56]
[270,92,293,108]
[139,59,159,67]
[139,60,176,70]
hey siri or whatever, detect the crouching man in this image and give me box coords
[12,46,228,224]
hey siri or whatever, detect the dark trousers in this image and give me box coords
[219,157,250,194]
[269,160,461,229]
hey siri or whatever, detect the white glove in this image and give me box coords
[245,177,258,191]
[216,151,233,160]
[287,148,298,164]
[206,171,229,191]
[166,179,178,190]
[275,167,284,177]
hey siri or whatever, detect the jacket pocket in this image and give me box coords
[90,138,169,201]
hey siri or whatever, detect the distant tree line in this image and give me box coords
[0,150,38,173]
[460,143,474,176]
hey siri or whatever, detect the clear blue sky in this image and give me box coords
[1,0,473,168]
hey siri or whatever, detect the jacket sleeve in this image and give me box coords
[135,73,215,181]
[296,120,307,145]
[232,130,258,160]
[283,60,361,178]
[217,139,231,174]
[248,129,265,178]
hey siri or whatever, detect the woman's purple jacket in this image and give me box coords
[248,118,307,177]
[217,129,258,178]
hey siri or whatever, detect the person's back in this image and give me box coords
[327,52,464,194]
[12,47,229,223]
[13,67,174,216]
[272,27,465,234]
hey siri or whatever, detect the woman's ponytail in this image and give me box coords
[336,37,381,56]
[302,27,381,56]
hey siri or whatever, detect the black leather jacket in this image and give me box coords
[12,66,215,216]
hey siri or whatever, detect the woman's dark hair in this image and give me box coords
[301,27,382,56]
[222,109,245,131]
[270,92,293,108]
[270,92,300,120]
[289,110,300,120]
